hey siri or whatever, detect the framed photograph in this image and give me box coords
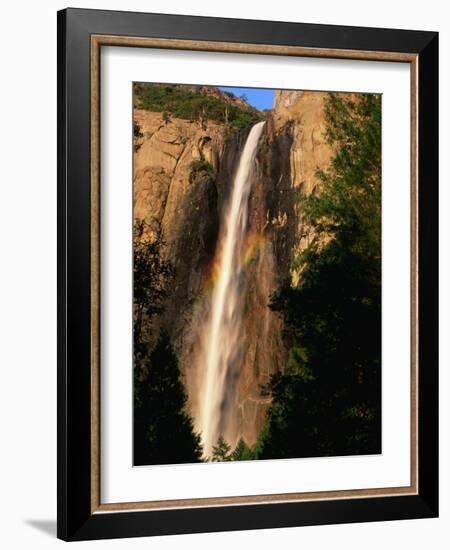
[57,8,438,541]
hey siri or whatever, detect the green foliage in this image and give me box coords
[231,438,256,461]
[211,435,232,462]
[133,220,174,357]
[286,345,315,382]
[209,436,257,462]
[189,159,216,184]
[258,93,382,460]
[134,330,203,465]
[299,93,382,265]
[133,83,264,129]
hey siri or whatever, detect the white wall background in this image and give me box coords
[0,1,446,548]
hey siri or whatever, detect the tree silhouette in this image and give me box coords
[133,220,202,465]
[134,330,203,465]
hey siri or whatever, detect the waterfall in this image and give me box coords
[197,121,266,457]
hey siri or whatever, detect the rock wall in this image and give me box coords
[134,110,245,346]
[272,91,336,284]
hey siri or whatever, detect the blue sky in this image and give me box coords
[219,87,275,111]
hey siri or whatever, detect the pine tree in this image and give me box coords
[231,438,255,461]
[211,435,232,462]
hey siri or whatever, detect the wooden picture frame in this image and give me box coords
[57,7,438,541]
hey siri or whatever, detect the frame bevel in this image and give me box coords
[58,7,438,541]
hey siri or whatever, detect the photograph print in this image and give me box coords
[132,82,382,466]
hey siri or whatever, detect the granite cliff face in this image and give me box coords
[134,110,243,343]
[271,91,335,284]
[133,89,336,447]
